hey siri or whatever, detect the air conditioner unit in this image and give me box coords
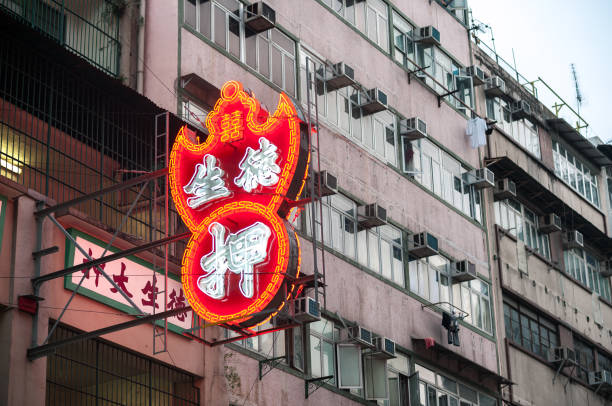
[548,346,577,365]
[324,62,356,91]
[292,296,321,323]
[451,260,477,283]
[415,26,441,46]
[538,213,562,234]
[342,325,374,347]
[484,76,506,97]
[493,178,516,201]
[511,100,532,121]
[358,88,388,116]
[357,203,387,229]
[600,259,612,277]
[462,168,495,189]
[588,370,612,386]
[371,337,396,359]
[465,65,486,86]
[245,2,276,33]
[563,230,584,249]
[399,117,427,140]
[305,170,338,197]
[408,232,439,258]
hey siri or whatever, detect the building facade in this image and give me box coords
[0,0,610,405]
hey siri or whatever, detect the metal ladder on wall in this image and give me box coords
[152,112,170,354]
[304,57,327,312]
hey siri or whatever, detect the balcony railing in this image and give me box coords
[0,0,121,76]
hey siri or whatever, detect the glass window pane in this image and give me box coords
[338,345,362,388]
[271,46,283,87]
[322,341,335,385]
[258,37,270,77]
[309,336,322,377]
[213,6,227,49]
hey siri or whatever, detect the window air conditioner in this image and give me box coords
[415,26,441,46]
[408,232,439,258]
[462,168,495,189]
[563,230,584,249]
[450,260,477,283]
[465,65,486,86]
[291,296,321,323]
[399,117,427,140]
[342,325,374,347]
[511,100,532,121]
[600,259,612,277]
[371,337,396,359]
[358,88,388,116]
[493,178,517,201]
[324,62,356,91]
[538,213,562,234]
[484,76,506,97]
[305,170,338,197]
[548,346,577,365]
[357,203,387,229]
[588,370,612,386]
[245,2,276,34]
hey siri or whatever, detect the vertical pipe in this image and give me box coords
[31,200,45,348]
[137,0,146,93]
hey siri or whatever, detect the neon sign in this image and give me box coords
[169,80,308,328]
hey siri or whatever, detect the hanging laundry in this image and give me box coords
[466,117,487,149]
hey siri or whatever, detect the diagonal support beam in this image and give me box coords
[32,231,191,288]
[27,306,192,361]
[35,168,168,218]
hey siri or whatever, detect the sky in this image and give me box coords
[467,0,612,143]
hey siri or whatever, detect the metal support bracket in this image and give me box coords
[32,246,59,259]
[407,65,430,84]
[438,89,460,107]
[258,356,286,380]
[304,375,334,399]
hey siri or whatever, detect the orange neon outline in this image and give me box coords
[169,80,308,327]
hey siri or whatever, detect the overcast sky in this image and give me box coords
[467,0,612,143]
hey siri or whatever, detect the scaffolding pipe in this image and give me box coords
[32,231,191,288]
[35,168,168,218]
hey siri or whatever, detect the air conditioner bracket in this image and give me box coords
[259,356,286,380]
[305,375,334,399]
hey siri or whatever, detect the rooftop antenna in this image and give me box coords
[571,63,583,116]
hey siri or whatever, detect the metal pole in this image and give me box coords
[27,306,192,361]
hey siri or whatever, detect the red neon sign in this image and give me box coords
[169,81,308,328]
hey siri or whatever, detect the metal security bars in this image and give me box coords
[0,0,121,76]
[0,22,182,252]
[46,324,199,405]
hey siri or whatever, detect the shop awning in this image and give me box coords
[412,337,513,388]
[485,156,612,253]
[547,118,612,167]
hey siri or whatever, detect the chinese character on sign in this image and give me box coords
[110,262,133,298]
[141,275,159,309]
[183,154,230,209]
[82,248,104,287]
[219,111,243,143]
[167,288,188,322]
[198,222,271,299]
[234,137,280,193]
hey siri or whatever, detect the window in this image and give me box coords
[574,336,595,382]
[392,11,414,66]
[485,97,541,158]
[181,99,209,131]
[299,48,398,166]
[321,0,390,52]
[408,255,492,334]
[503,299,558,359]
[552,140,599,207]
[384,353,410,406]
[303,194,405,286]
[309,319,339,385]
[598,352,612,374]
[184,0,297,96]
[413,363,497,406]
[493,199,551,260]
[229,321,286,359]
[403,138,482,222]
[563,247,612,301]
